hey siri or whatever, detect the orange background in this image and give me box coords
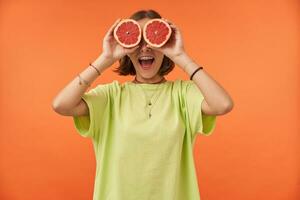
[1,0,299,199]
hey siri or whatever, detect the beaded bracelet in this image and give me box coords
[78,74,91,87]
[190,66,203,80]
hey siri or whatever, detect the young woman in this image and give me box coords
[52,9,233,200]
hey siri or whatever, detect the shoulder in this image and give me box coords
[174,79,204,99]
[171,79,196,90]
[84,80,121,97]
[93,80,121,90]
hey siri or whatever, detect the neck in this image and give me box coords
[132,76,166,84]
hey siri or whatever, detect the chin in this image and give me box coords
[139,73,156,79]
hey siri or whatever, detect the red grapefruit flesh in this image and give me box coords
[113,19,142,48]
[143,19,172,48]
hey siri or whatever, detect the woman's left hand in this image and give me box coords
[147,18,186,63]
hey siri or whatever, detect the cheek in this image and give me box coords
[127,55,138,65]
[155,55,165,66]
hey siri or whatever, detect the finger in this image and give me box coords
[169,24,176,28]
[169,23,178,30]
[162,18,174,25]
[110,18,122,31]
[104,18,122,39]
[162,18,178,32]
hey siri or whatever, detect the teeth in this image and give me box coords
[139,56,154,60]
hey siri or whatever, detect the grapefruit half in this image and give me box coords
[113,19,142,48]
[143,19,172,48]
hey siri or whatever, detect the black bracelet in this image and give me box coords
[89,63,101,76]
[190,66,203,80]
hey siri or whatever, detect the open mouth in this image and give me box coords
[138,56,155,69]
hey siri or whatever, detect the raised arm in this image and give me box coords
[52,55,109,116]
[52,18,140,117]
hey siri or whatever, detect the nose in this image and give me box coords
[139,39,151,52]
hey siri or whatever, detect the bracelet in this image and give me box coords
[78,74,91,87]
[89,63,101,76]
[190,66,203,80]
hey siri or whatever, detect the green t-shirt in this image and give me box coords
[73,79,217,200]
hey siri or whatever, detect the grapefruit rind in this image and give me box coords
[113,19,142,48]
[143,19,172,48]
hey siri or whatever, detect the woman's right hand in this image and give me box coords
[100,18,140,67]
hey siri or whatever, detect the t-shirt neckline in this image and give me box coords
[126,80,171,89]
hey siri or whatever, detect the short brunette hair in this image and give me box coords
[112,9,175,76]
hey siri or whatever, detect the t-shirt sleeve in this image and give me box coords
[72,84,109,140]
[184,80,217,137]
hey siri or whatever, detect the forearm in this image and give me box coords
[52,54,110,112]
[173,52,234,113]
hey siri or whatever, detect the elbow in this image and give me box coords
[52,98,61,114]
[52,98,67,115]
[225,102,234,112]
[222,100,234,114]
[216,100,234,115]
